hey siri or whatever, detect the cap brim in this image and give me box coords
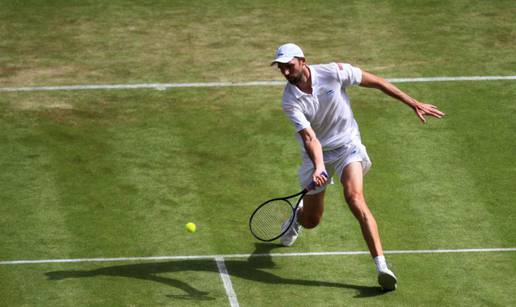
[270,56,294,66]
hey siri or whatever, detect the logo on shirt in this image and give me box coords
[326,89,335,96]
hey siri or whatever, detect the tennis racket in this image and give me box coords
[249,171,328,242]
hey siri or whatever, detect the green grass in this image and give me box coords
[1,0,515,85]
[0,0,515,306]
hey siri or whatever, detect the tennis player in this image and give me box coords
[272,43,445,291]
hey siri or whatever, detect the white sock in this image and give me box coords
[374,255,388,273]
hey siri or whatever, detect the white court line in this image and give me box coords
[215,257,240,307]
[387,76,516,83]
[1,247,515,265]
[0,75,515,92]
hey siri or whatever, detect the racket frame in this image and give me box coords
[248,171,328,242]
[249,188,308,242]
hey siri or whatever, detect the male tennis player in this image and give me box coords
[272,43,444,291]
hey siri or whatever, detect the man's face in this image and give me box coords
[277,58,305,84]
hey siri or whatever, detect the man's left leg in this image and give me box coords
[341,161,397,291]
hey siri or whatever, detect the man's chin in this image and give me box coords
[287,77,301,85]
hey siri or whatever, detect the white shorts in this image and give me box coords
[298,142,372,195]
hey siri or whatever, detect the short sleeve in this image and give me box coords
[282,102,311,132]
[336,63,362,87]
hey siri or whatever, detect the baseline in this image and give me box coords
[0,76,515,93]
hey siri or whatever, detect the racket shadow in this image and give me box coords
[45,243,384,300]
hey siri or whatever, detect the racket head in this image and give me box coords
[249,198,295,242]
[248,171,327,242]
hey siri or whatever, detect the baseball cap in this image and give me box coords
[271,43,304,65]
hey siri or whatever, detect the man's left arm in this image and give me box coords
[359,70,445,123]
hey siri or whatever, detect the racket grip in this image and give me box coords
[306,171,329,191]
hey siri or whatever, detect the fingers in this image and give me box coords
[425,104,445,117]
[313,170,328,187]
[314,175,326,187]
[417,111,427,123]
[433,108,446,117]
[415,103,445,123]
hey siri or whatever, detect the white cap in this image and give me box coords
[271,43,304,65]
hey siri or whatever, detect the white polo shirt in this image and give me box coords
[281,62,363,152]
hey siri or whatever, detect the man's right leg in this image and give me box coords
[280,190,325,246]
[298,191,325,229]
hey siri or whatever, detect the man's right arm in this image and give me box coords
[298,127,328,187]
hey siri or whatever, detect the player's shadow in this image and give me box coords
[45,243,384,301]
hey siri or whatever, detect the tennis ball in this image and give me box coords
[185,222,196,233]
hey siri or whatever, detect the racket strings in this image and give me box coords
[250,199,294,241]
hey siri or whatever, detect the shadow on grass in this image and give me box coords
[45,243,384,301]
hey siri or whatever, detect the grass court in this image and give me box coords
[0,1,515,306]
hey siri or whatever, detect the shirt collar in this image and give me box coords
[310,65,319,88]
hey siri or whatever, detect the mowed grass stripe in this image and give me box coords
[102,91,210,257]
[0,105,84,305]
[443,82,516,245]
[406,82,516,247]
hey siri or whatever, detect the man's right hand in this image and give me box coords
[312,169,329,187]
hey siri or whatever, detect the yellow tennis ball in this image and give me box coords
[185,222,196,233]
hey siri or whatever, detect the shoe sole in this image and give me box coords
[378,272,397,291]
[279,232,299,246]
[280,240,295,247]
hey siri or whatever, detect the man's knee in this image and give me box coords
[344,191,373,222]
[344,190,365,207]
[299,192,325,229]
[300,215,321,229]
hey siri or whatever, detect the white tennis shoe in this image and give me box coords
[378,268,397,291]
[279,202,303,247]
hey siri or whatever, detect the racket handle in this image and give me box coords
[306,171,329,191]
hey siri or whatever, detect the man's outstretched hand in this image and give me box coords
[412,102,445,123]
